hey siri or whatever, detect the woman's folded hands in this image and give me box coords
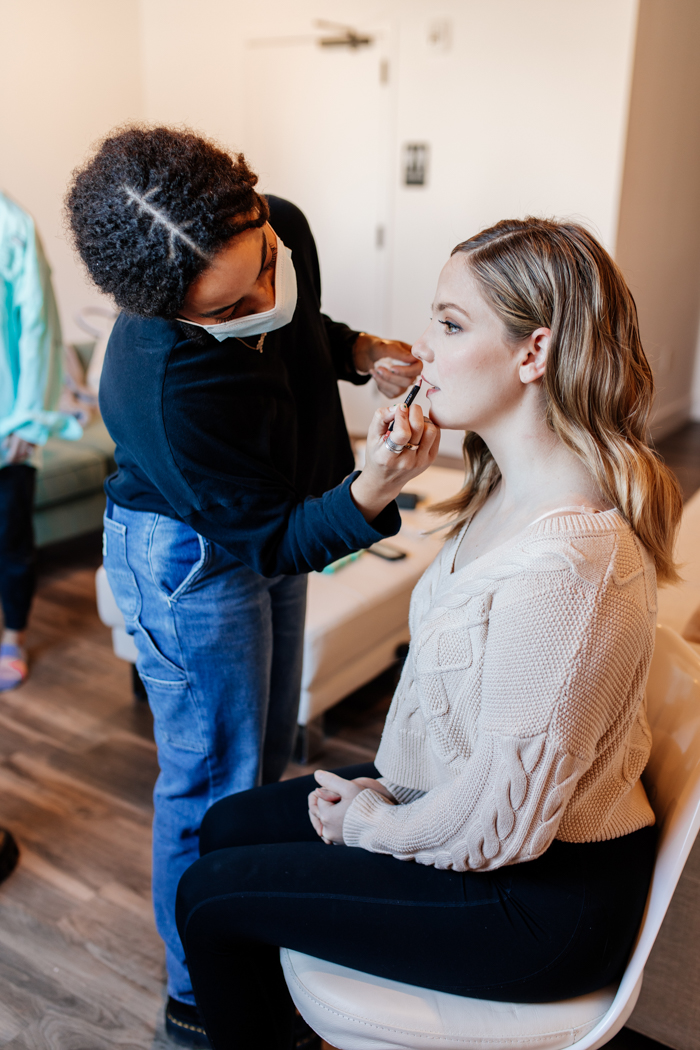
[308,770,396,845]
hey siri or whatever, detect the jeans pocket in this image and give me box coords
[141,674,208,754]
[134,621,189,682]
[148,516,209,601]
[104,513,190,683]
[103,516,141,621]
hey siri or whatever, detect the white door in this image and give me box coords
[240,17,395,434]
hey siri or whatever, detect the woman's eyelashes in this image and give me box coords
[439,319,462,335]
[215,247,277,322]
[217,305,241,323]
[265,246,278,274]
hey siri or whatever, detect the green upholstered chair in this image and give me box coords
[32,339,116,548]
[33,419,116,547]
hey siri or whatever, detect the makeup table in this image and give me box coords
[296,464,463,758]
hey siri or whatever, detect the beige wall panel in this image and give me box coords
[0,0,144,343]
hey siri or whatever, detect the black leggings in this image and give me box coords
[176,763,656,1050]
[0,465,36,631]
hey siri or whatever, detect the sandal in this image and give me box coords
[0,644,28,692]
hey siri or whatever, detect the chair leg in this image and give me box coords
[131,663,149,703]
[394,642,410,685]
[294,716,325,764]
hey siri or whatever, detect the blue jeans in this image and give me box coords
[103,504,307,1004]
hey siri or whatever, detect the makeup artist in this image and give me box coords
[66,125,438,1047]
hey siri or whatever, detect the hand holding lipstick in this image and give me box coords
[349,395,440,525]
[387,376,423,433]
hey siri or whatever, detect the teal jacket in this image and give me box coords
[0,191,81,446]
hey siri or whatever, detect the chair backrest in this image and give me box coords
[583,625,700,1050]
[637,625,700,949]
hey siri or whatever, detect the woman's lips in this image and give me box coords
[424,379,439,396]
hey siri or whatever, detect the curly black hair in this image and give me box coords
[65,125,269,318]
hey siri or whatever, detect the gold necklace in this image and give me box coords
[235,333,266,353]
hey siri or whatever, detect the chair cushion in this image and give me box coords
[35,440,107,509]
[280,949,616,1050]
[33,492,106,548]
[34,420,116,510]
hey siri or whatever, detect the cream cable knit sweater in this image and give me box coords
[343,509,657,871]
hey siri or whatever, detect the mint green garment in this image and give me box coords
[0,191,82,447]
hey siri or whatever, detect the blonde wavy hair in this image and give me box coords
[433,217,682,584]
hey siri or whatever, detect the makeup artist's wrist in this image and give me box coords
[349,472,401,524]
[352,333,373,376]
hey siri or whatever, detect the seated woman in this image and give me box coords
[176,217,682,1050]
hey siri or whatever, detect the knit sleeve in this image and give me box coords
[343,729,585,871]
[343,547,654,870]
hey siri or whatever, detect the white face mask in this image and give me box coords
[183,234,298,343]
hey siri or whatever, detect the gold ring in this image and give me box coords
[404,442,420,451]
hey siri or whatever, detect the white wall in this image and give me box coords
[388,0,639,344]
[9,0,700,445]
[615,0,700,437]
[139,0,395,146]
[141,0,639,328]
[0,0,144,343]
[140,0,639,452]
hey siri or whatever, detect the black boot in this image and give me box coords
[0,828,19,884]
[164,996,320,1049]
[165,997,212,1048]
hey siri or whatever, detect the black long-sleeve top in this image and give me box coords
[100,196,400,576]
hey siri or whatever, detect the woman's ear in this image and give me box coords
[519,328,551,385]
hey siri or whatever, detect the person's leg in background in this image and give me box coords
[102,505,307,1046]
[0,464,37,691]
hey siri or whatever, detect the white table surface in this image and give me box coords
[300,464,463,720]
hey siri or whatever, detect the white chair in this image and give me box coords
[281,625,700,1050]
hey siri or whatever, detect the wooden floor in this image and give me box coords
[0,533,397,1048]
[0,537,166,1049]
[2,417,698,1048]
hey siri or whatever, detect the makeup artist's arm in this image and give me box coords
[321,317,422,398]
[144,368,437,579]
